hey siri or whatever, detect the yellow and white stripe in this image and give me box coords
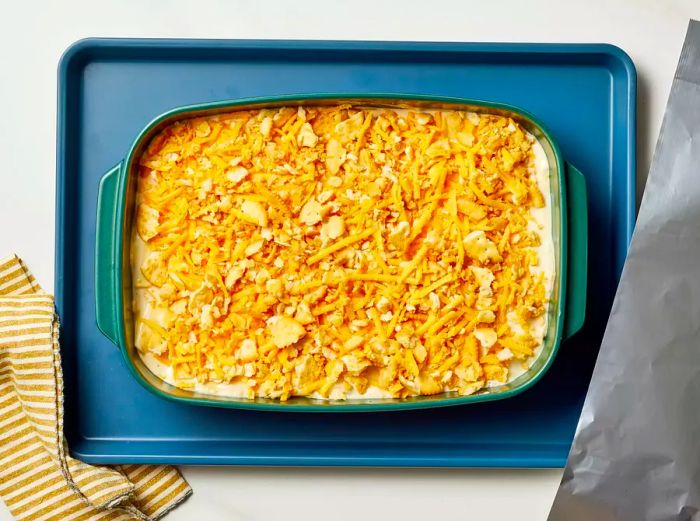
[0,255,191,520]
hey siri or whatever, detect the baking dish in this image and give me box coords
[95,93,588,411]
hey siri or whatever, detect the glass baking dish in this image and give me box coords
[94,93,587,411]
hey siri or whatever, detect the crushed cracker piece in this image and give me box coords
[268,316,306,348]
[300,199,324,225]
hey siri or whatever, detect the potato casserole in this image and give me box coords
[131,104,554,401]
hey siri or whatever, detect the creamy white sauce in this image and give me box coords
[133,112,555,399]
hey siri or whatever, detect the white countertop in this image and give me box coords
[2,0,698,519]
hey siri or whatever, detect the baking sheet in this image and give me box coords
[56,38,635,466]
[549,19,700,520]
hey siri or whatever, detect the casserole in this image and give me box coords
[95,93,588,411]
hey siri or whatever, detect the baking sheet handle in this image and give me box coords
[95,162,122,345]
[563,162,588,339]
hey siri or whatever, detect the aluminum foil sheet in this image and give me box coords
[548,19,700,521]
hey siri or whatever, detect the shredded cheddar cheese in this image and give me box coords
[131,104,553,401]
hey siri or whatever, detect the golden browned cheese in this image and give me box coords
[133,105,551,401]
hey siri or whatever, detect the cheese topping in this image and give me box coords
[131,105,554,401]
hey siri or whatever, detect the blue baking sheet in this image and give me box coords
[56,38,635,467]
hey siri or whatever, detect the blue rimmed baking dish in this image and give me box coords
[94,93,587,411]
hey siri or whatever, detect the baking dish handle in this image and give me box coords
[95,162,122,346]
[563,162,588,339]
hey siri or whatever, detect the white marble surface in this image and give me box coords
[1,0,699,518]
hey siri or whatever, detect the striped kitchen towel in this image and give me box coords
[0,255,191,520]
